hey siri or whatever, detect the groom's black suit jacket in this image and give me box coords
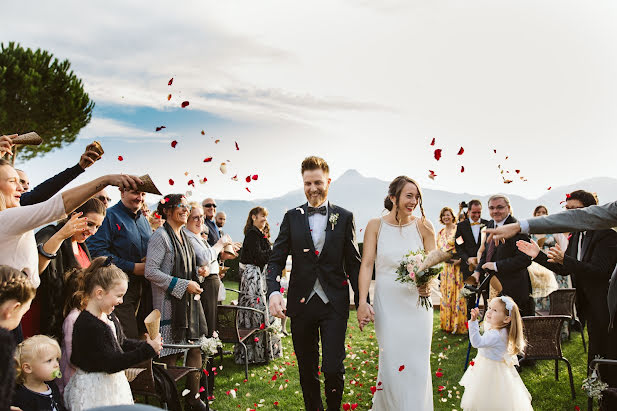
[454,218,490,280]
[478,215,533,312]
[266,202,362,317]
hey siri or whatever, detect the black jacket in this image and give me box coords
[35,223,91,340]
[20,164,84,206]
[266,202,362,317]
[71,310,155,374]
[0,327,16,411]
[12,381,66,411]
[478,215,532,310]
[454,218,490,279]
[240,226,272,270]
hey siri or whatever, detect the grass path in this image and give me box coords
[167,282,590,410]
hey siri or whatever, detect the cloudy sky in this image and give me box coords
[3,0,616,203]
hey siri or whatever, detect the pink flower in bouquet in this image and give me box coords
[408,271,415,280]
[406,263,415,274]
[413,254,423,264]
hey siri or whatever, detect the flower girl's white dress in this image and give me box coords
[459,321,533,410]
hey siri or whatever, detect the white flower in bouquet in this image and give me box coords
[395,249,443,310]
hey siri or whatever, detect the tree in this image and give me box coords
[0,42,94,164]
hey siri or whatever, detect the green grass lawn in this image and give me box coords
[158,281,591,410]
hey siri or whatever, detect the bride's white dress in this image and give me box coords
[372,218,433,411]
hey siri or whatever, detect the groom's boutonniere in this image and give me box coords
[329,213,339,230]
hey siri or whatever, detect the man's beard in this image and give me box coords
[306,188,328,206]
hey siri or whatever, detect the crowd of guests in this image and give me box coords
[435,191,617,393]
[0,136,287,411]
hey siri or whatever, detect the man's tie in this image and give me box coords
[486,239,496,263]
[307,205,327,216]
[470,222,481,226]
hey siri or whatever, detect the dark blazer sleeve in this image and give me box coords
[266,211,292,297]
[561,230,617,282]
[241,229,271,267]
[20,164,84,206]
[343,211,363,307]
[454,223,470,262]
[496,234,532,273]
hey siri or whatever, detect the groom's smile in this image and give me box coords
[303,168,331,207]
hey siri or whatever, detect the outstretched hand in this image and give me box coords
[357,302,374,331]
[105,174,143,191]
[516,239,540,259]
[485,222,521,245]
[547,243,565,264]
[79,143,103,169]
[57,212,89,240]
[470,307,480,321]
[0,134,16,158]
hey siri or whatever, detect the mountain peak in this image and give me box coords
[338,169,363,179]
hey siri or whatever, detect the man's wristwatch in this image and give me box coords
[37,243,57,259]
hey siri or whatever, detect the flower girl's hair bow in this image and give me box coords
[499,296,514,316]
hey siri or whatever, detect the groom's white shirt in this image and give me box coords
[307,198,329,303]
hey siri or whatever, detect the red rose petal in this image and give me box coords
[343,404,351,411]
[457,147,464,155]
[187,179,195,187]
[116,224,121,231]
[438,385,445,392]
[351,404,358,410]
[370,386,377,394]
[428,170,437,180]
[515,169,521,174]
[171,140,178,148]
[435,371,443,377]
[470,360,475,366]
[155,126,166,132]
[253,337,259,342]
[460,166,465,173]
[117,156,123,161]
[199,386,205,393]
[168,179,175,185]
[203,157,213,162]
[280,287,285,293]
[398,365,405,372]
[342,280,348,286]
[547,186,552,190]
[181,101,189,108]
[202,177,208,183]
[168,78,173,86]
[274,401,279,406]
[430,137,435,146]
[260,323,265,330]
[201,130,205,135]
[245,187,251,193]
[252,174,258,180]
[315,250,320,256]
[235,141,240,150]
[434,149,442,161]
[246,176,251,183]
[493,149,497,153]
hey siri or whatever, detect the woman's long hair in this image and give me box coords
[243,206,268,235]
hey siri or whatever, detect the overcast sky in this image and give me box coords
[3,0,616,203]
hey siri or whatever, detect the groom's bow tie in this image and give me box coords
[307,205,327,216]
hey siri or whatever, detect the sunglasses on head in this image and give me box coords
[203,203,217,208]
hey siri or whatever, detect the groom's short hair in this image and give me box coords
[301,156,329,175]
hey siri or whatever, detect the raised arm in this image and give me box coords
[526,201,617,234]
[60,174,141,214]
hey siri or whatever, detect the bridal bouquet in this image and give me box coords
[395,249,443,309]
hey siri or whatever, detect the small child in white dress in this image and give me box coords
[460,296,533,411]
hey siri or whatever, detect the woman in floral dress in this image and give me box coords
[437,207,467,334]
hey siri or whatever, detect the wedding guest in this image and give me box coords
[457,201,468,223]
[201,198,220,246]
[32,198,106,340]
[529,205,569,313]
[235,206,282,364]
[147,210,165,232]
[437,207,467,334]
[471,195,533,316]
[86,188,152,339]
[145,194,211,410]
[95,189,112,208]
[517,190,617,386]
[17,143,103,207]
[0,266,36,410]
[215,211,226,236]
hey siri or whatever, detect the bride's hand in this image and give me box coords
[417,283,431,298]
[356,302,374,331]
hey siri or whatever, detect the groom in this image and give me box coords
[267,156,362,411]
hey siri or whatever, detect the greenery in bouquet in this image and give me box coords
[395,249,442,309]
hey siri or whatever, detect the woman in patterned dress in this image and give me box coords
[437,207,467,334]
[234,206,282,364]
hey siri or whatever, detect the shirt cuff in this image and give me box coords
[519,219,530,234]
[494,262,498,272]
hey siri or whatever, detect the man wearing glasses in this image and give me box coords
[87,188,153,338]
[471,194,534,316]
[202,197,220,246]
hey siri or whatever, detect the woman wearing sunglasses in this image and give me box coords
[145,194,211,411]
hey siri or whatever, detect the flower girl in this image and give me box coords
[63,257,162,410]
[459,296,533,411]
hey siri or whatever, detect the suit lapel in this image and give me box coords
[320,202,335,258]
[301,203,316,251]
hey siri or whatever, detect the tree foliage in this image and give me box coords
[0,42,94,162]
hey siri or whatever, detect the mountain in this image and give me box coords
[217,170,617,242]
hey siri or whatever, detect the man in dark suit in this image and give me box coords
[267,156,362,411]
[517,190,617,386]
[472,195,533,316]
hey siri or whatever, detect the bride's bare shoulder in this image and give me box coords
[417,218,435,236]
[364,218,381,233]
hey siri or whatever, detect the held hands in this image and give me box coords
[0,134,16,158]
[470,307,480,321]
[486,222,521,245]
[547,243,565,264]
[516,239,540,259]
[187,281,203,295]
[79,143,103,169]
[146,333,163,355]
[356,302,375,331]
[58,213,89,240]
[269,293,287,319]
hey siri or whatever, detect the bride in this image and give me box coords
[357,176,437,410]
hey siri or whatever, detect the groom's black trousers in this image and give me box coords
[291,296,347,411]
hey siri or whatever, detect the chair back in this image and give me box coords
[129,359,156,395]
[548,288,576,317]
[217,305,241,343]
[522,315,569,359]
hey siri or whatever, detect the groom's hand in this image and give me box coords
[269,293,287,319]
[357,302,374,331]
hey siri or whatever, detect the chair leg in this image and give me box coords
[561,358,576,400]
[577,320,587,353]
[555,359,559,381]
[219,346,224,365]
[588,395,594,411]
[240,341,249,380]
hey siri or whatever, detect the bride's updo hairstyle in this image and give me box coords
[384,176,426,222]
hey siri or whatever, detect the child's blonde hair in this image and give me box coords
[15,335,61,384]
[490,296,526,355]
